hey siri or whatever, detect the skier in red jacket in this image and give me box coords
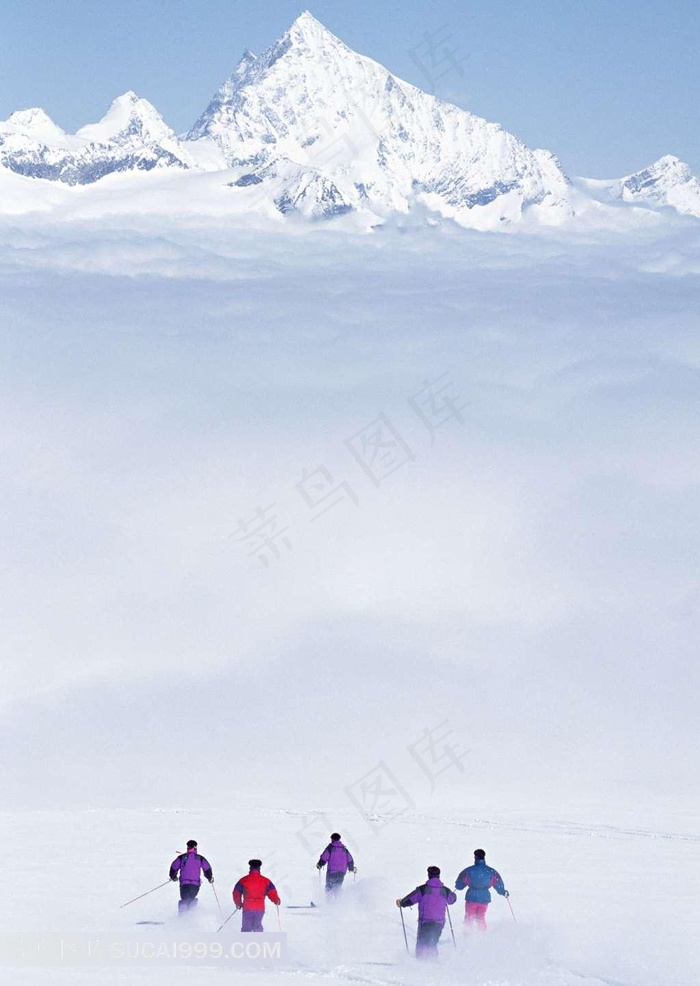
[232,859,281,932]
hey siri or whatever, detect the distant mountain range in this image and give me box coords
[1,11,698,230]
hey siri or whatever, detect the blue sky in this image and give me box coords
[1,0,698,178]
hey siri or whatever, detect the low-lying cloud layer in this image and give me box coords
[1,216,698,810]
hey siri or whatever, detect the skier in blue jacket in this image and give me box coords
[455,849,508,930]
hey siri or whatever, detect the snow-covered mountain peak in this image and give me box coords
[187,12,419,150]
[223,9,352,90]
[2,11,696,228]
[578,154,700,220]
[284,10,347,50]
[185,12,573,226]
[655,154,682,168]
[76,92,176,145]
[1,90,191,186]
[618,154,700,216]
[1,107,67,144]
[627,154,692,185]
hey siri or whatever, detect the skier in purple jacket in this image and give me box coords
[169,840,214,913]
[396,866,457,959]
[316,833,356,895]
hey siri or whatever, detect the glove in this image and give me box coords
[504,890,509,897]
[350,866,357,873]
[170,876,177,882]
[316,862,323,870]
[208,877,214,884]
[395,898,403,907]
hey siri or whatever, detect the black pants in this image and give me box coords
[179,883,200,912]
[325,871,346,894]
[416,921,444,959]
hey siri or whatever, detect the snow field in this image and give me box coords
[1,805,697,986]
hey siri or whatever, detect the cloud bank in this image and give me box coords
[0,216,698,811]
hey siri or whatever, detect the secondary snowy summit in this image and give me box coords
[614,156,700,218]
[0,92,191,185]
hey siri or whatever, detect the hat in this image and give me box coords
[427,866,441,878]
[248,859,262,869]
[330,833,341,841]
[474,848,486,860]
[186,840,198,849]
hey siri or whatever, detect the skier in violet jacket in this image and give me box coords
[396,866,457,959]
[316,833,356,895]
[169,839,213,913]
[455,848,508,930]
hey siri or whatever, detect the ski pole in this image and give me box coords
[446,904,457,949]
[216,908,239,934]
[506,895,517,923]
[119,881,172,908]
[398,904,409,954]
[275,904,282,931]
[211,882,223,919]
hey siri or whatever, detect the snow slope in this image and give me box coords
[2,804,698,986]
